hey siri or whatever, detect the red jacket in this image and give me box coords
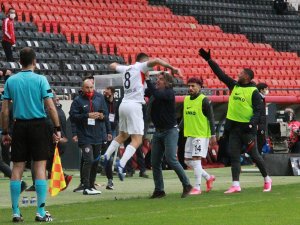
[288,120,300,148]
[2,17,15,44]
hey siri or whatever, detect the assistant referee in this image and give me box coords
[1,47,61,222]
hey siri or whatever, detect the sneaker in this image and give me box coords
[99,155,109,167]
[83,188,101,195]
[61,175,73,191]
[150,190,166,199]
[116,160,125,181]
[206,175,216,192]
[139,172,149,178]
[224,186,241,194]
[35,211,53,222]
[106,180,114,190]
[21,180,28,193]
[263,179,272,192]
[25,184,35,192]
[189,188,202,195]
[181,184,193,198]
[12,214,23,223]
[73,184,84,193]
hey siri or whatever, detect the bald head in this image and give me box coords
[82,79,94,94]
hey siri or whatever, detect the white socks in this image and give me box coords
[264,176,272,182]
[186,160,202,191]
[202,169,210,180]
[105,140,120,159]
[120,145,136,168]
[232,181,240,187]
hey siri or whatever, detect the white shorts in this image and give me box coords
[184,137,209,158]
[118,101,144,135]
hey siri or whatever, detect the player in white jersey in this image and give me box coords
[102,53,182,181]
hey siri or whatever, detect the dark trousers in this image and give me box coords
[229,127,268,181]
[80,144,101,188]
[257,130,266,154]
[2,40,14,62]
[100,142,113,180]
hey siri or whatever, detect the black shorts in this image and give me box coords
[11,118,51,162]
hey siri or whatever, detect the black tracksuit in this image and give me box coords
[208,59,268,181]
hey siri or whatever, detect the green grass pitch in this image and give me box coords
[1,167,300,225]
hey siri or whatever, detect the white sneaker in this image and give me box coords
[83,188,101,195]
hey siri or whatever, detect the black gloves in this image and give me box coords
[199,48,211,61]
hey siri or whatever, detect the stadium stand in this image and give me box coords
[0,0,299,96]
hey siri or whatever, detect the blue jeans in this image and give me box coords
[151,127,190,191]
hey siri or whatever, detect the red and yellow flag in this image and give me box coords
[49,145,66,196]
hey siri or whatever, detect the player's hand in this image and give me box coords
[12,44,16,48]
[2,134,12,146]
[199,48,211,61]
[107,134,112,142]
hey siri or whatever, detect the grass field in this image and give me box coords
[1,166,300,225]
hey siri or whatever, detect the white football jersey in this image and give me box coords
[116,62,151,103]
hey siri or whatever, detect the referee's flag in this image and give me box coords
[49,145,66,196]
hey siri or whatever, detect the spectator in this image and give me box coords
[69,79,112,195]
[1,47,61,222]
[256,83,269,154]
[199,48,272,194]
[182,77,217,195]
[145,71,192,198]
[2,8,16,62]
[284,108,300,153]
[101,53,182,181]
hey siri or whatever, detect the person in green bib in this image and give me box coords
[199,48,272,194]
[182,77,217,195]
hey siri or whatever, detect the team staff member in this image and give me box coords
[70,79,112,195]
[256,83,269,154]
[102,53,182,181]
[199,48,272,194]
[145,72,192,198]
[1,47,61,222]
[182,77,217,195]
[2,8,16,62]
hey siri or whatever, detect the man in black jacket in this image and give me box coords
[199,48,272,194]
[146,72,192,198]
[256,83,269,154]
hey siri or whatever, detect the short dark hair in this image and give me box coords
[187,77,204,87]
[106,86,115,93]
[20,47,36,67]
[256,83,268,91]
[136,53,149,62]
[243,68,254,80]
